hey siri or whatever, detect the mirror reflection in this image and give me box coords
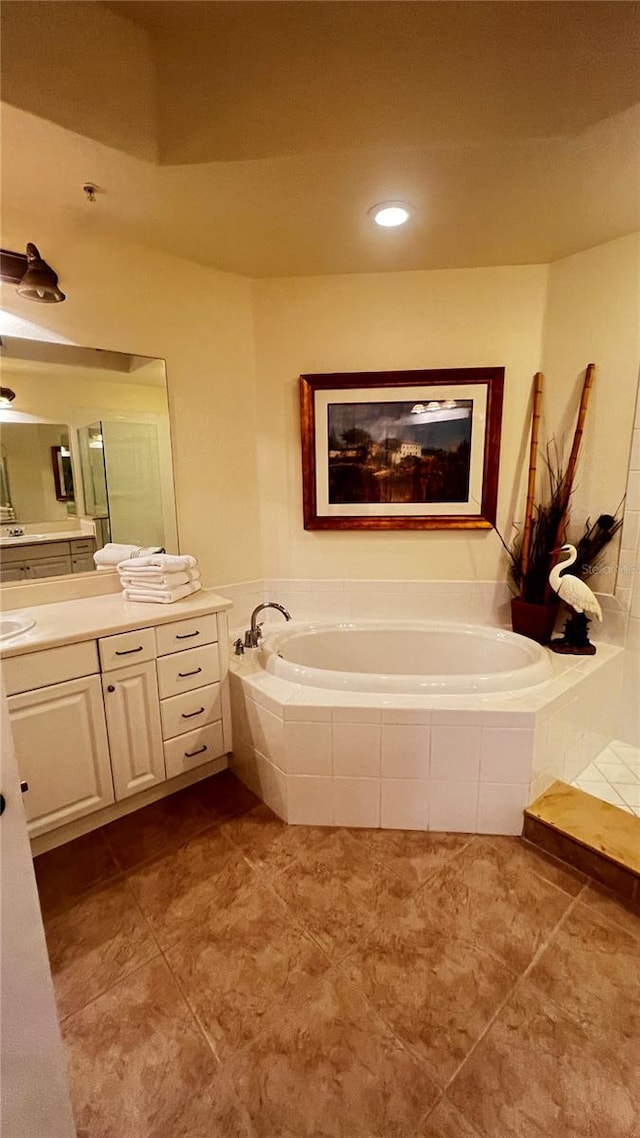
[0,336,178,584]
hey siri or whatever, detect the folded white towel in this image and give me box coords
[123,581,202,604]
[118,568,201,589]
[94,543,163,567]
[117,553,197,573]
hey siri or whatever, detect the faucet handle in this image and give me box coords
[255,621,264,642]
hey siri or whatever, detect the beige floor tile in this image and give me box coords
[580,881,640,940]
[344,929,517,1085]
[165,887,330,1057]
[101,785,211,870]
[219,968,439,1138]
[528,901,640,1067]
[347,828,474,890]
[192,769,261,820]
[124,825,259,948]
[403,837,578,973]
[45,878,159,1019]
[448,978,639,1138]
[219,803,343,876]
[62,956,254,1138]
[420,1097,484,1137]
[34,830,120,919]
[271,835,415,959]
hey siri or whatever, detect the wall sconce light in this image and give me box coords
[0,243,66,303]
[0,387,16,406]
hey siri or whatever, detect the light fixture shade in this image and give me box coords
[16,243,65,304]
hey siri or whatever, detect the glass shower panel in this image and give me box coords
[101,420,165,547]
[78,422,109,519]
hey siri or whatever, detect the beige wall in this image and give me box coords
[0,206,261,587]
[251,264,549,581]
[2,204,636,595]
[0,364,168,422]
[1,2,156,160]
[1,422,70,524]
[542,233,640,590]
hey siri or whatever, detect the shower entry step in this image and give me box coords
[523,780,640,905]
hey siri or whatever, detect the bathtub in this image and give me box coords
[260,620,552,694]
[230,618,622,836]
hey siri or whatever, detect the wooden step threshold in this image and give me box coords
[523,780,640,905]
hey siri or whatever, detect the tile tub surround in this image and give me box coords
[229,641,623,835]
[35,771,640,1138]
[219,576,630,645]
[572,739,640,816]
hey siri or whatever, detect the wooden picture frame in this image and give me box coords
[300,367,504,530]
[50,445,75,502]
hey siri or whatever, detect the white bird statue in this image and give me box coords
[548,543,602,620]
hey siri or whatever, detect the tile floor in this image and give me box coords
[572,738,640,815]
[34,771,640,1138]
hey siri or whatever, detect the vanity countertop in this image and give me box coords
[0,589,232,659]
[0,530,94,549]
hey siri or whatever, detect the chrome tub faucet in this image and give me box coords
[243,601,292,648]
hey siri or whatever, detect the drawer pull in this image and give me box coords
[184,744,207,758]
[115,646,144,656]
[176,630,200,640]
[182,706,205,719]
[178,667,202,678]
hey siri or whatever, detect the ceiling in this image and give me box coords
[1,1,639,277]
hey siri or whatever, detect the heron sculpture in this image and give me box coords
[548,543,601,654]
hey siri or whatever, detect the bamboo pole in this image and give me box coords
[545,362,596,599]
[519,371,544,596]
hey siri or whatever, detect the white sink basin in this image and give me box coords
[0,614,36,640]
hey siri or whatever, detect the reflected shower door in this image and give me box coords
[102,421,165,548]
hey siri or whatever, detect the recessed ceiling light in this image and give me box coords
[370,202,411,228]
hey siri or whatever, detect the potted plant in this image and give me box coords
[507,365,597,644]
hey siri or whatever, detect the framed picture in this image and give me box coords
[300,367,504,530]
[50,445,75,502]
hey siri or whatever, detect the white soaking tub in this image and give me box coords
[260,620,552,695]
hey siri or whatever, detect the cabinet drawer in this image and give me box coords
[70,539,96,553]
[160,682,222,741]
[3,641,99,696]
[156,644,220,699]
[164,721,225,780]
[98,627,155,671]
[155,613,218,657]
[24,541,71,561]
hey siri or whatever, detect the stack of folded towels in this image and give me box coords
[117,553,201,604]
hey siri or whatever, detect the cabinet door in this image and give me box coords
[25,556,72,579]
[103,660,165,800]
[8,676,114,838]
[0,564,25,582]
[71,554,96,573]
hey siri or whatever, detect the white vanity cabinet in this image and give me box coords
[102,659,165,800]
[0,537,97,581]
[7,674,114,838]
[3,597,232,849]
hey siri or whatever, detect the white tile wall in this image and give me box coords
[381,780,428,830]
[285,721,332,775]
[287,775,334,826]
[477,782,529,835]
[429,782,478,833]
[333,778,380,828]
[381,724,430,779]
[431,726,480,782]
[332,723,380,777]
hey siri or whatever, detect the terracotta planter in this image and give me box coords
[510,598,559,645]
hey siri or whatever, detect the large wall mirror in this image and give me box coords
[0,336,178,584]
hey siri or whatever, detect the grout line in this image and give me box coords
[442,885,586,1094]
[57,953,163,1026]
